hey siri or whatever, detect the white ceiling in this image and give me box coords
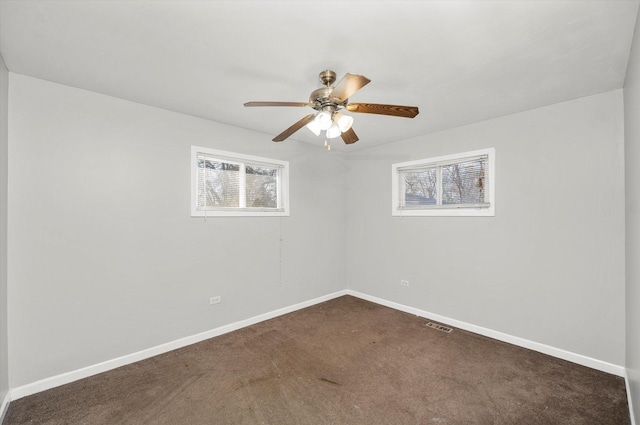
[0,1,638,151]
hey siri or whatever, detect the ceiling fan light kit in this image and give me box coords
[306,117,322,136]
[315,109,334,131]
[326,122,342,139]
[244,70,419,150]
[334,112,354,133]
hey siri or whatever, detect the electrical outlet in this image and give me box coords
[209,296,221,305]
[401,280,409,287]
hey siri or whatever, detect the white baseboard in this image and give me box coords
[346,290,626,377]
[0,390,10,424]
[10,290,348,400]
[627,373,637,425]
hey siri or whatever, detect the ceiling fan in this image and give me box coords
[244,70,419,150]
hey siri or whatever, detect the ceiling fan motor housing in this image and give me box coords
[309,87,345,112]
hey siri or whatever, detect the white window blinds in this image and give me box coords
[399,155,489,209]
[245,165,279,209]
[392,148,495,217]
[197,156,241,208]
[192,147,289,217]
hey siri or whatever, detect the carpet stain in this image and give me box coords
[318,377,342,386]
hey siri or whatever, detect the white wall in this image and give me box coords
[4,71,631,399]
[345,90,626,367]
[0,54,10,413]
[625,4,640,422]
[7,74,347,388]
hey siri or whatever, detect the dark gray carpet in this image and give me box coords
[4,296,630,424]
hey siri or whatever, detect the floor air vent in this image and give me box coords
[426,322,453,333]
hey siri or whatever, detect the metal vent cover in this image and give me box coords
[426,322,453,333]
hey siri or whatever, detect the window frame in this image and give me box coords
[391,148,495,217]
[191,146,290,217]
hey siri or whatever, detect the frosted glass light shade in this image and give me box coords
[306,117,321,136]
[334,112,354,132]
[326,122,341,139]
[316,111,333,130]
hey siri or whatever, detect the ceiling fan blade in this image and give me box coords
[346,103,419,118]
[341,127,359,145]
[331,74,371,103]
[272,114,316,142]
[244,101,311,107]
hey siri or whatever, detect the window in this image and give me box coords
[392,148,495,216]
[191,146,289,217]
